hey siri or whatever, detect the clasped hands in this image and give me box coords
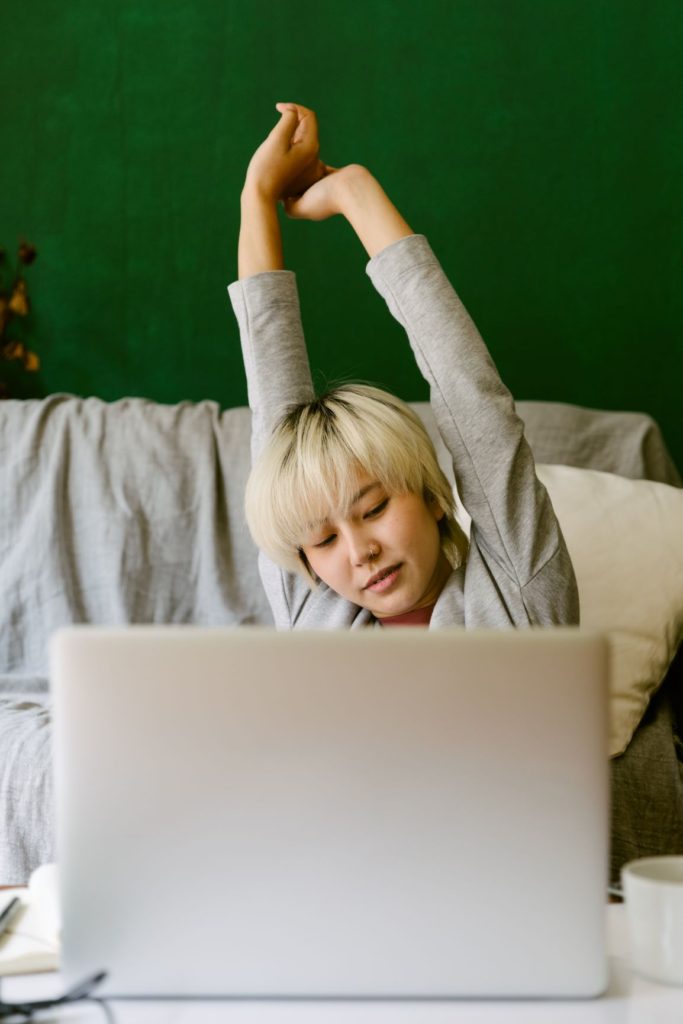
[243,102,361,222]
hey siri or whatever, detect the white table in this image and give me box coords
[2,906,682,1022]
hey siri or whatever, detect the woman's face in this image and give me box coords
[300,470,452,618]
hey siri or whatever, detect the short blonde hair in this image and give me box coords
[245,384,469,584]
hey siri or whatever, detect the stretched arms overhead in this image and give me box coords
[230,103,579,628]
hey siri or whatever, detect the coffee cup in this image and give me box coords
[622,855,683,985]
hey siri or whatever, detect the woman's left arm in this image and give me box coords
[366,229,578,622]
[287,165,578,624]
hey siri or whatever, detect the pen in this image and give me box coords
[0,896,23,939]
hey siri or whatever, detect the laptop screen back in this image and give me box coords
[51,626,609,998]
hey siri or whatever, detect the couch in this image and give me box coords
[0,394,681,884]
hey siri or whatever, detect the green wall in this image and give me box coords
[2,0,682,469]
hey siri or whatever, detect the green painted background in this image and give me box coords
[2,0,681,469]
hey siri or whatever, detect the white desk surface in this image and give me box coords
[2,905,682,1022]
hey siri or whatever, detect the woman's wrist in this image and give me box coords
[238,187,284,279]
[241,179,278,207]
[332,165,414,258]
[330,164,375,215]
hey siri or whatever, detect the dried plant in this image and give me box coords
[0,242,39,398]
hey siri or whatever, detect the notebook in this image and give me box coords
[0,864,59,976]
[50,626,609,999]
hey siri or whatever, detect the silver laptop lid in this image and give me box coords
[51,626,609,998]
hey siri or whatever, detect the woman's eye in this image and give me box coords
[314,534,336,549]
[365,499,389,518]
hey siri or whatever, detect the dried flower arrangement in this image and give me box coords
[0,242,39,399]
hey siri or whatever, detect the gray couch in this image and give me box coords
[0,394,681,884]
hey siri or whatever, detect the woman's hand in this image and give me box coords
[240,103,414,261]
[285,164,415,258]
[243,103,325,203]
[282,165,352,222]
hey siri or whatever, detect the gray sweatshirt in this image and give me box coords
[228,233,579,631]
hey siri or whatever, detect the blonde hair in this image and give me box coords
[245,384,469,584]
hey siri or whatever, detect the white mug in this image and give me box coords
[622,856,683,985]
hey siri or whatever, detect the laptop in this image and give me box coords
[50,626,609,999]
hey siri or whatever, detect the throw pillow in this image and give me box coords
[535,464,683,757]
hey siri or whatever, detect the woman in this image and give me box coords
[228,103,578,630]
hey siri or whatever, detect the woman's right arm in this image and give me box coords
[229,104,323,461]
[228,105,325,629]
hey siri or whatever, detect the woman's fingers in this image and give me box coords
[275,102,319,155]
[270,105,299,147]
[282,172,339,222]
[282,196,300,218]
[284,158,329,201]
[283,195,319,221]
[243,102,322,202]
[294,109,318,150]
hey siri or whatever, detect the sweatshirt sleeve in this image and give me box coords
[227,270,316,628]
[227,270,315,463]
[366,234,579,623]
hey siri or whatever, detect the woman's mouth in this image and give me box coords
[364,564,402,592]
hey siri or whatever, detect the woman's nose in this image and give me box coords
[348,531,380,566]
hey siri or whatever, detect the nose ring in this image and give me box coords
[368,543,379,561]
